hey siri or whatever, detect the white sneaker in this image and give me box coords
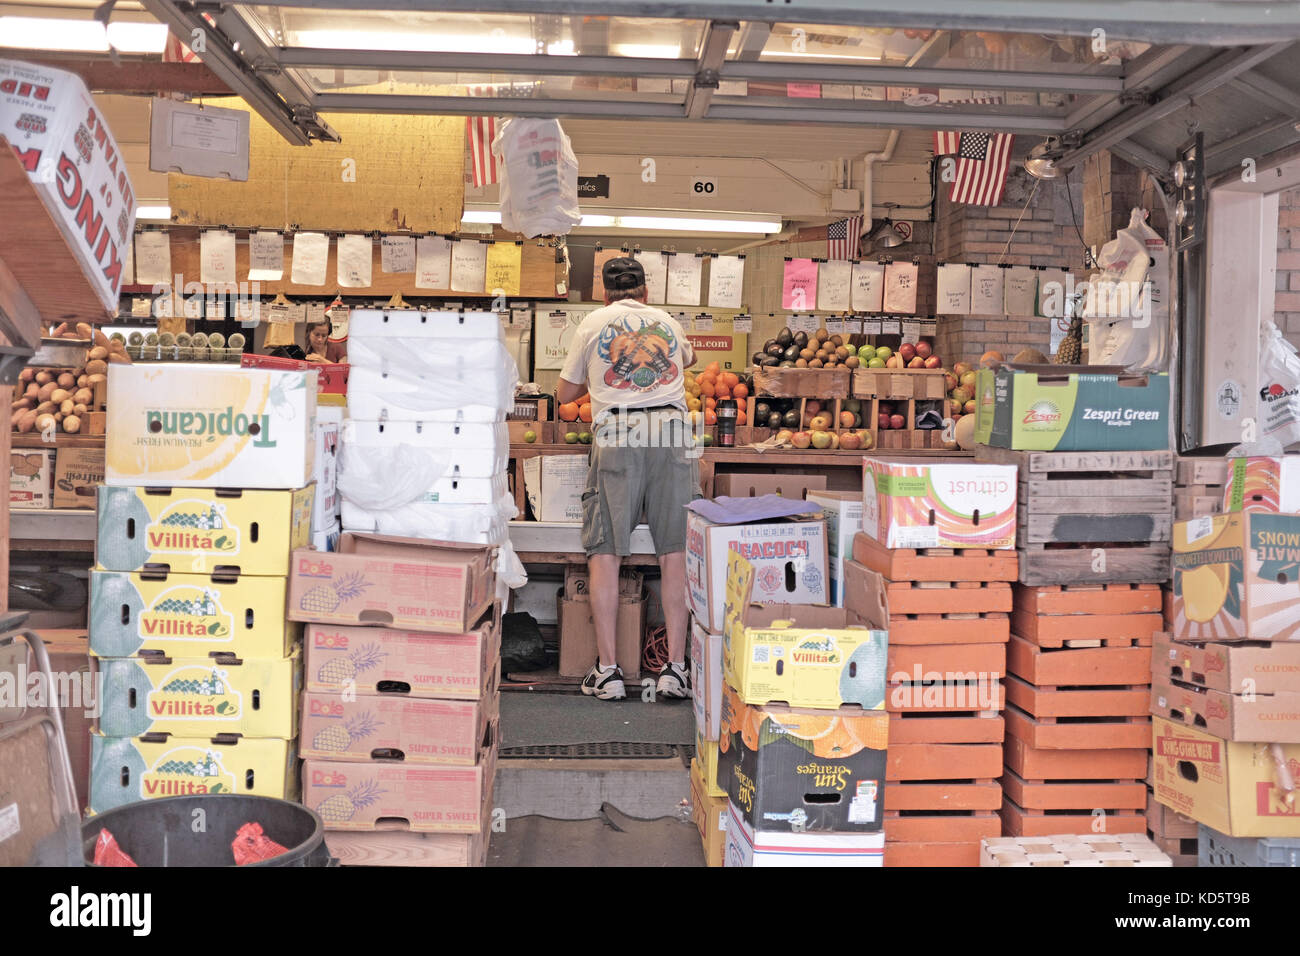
[656,662,692,699]
[581,664,626,701]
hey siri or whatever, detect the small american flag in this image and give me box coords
[950,131,1014,206]
[827,215,863,260]
[466,86,499,188]
[933,95,1003,155]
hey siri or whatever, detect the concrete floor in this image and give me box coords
[487,804,705,867]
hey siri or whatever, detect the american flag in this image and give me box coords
[933,94,1003,155]
[949,131,1014,206]
[466,86,499,188]
[827,215,863,260]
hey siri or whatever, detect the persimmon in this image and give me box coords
[558,402,579,422]
[578,403,592,423]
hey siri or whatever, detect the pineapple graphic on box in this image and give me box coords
[316,778,385,825]
[300,571,372,616]
[318,642,387,686]
[313,711,382,754]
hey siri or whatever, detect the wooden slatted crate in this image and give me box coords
[852,367,948,400]
[981,833,1171,866]
[752,365,851,399]
[852,532,1019,583]
[1174,455,1230,520]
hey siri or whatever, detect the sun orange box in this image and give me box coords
[289,533,494,633]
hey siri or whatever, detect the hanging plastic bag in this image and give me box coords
[1083,208,1169,371]
[1257,319,1300,449]
[494,118,582,238]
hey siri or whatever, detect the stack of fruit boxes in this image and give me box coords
[1153,457,1300,846]
[846,528,1017,866]
[1000,583,1160,838]
[717,550,892,867]
[339,310,515,546]
[89,364,319,814]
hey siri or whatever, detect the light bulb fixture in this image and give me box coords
[1024,138,1063,180]
[869,219,904,250]
[1172,160,1192,188]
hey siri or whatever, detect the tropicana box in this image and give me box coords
[289,533,494,634]
[1171,512,1300,641]
[1151,717,1300,838]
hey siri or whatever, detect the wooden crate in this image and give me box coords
[885,780,1002,812]
[885,841,982,867]
[1015,541,1171,587]
[1013,582,1162,616]
[885,610,1010,647]
[753,365,851,398]
[1146,790,1199,840]
[981,833,1170,866]
[885,580,1013,615]
[887,679,1005,714]
[889,712,1005,744]
[1005,675,1150,719]
[1010,607,1162,648]
[889,639,1007,677]
[1007,634,1152,687]
[871,395,949,450]
[1005,704,1150,750]
[887,742,1004,781]
[852,532,1019,583]
[1001,771,1148,811]
[325,826,490,867]
[1174,456,1229,520]
[853,367,947,400]
[1175,456,1231,486]
[883,812,1001,843]
[1004,739,1150,780]
[999,797,1147,837]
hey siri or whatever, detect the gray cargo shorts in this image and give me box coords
[581,407,700,557]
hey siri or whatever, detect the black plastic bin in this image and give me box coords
[82,795,333,867]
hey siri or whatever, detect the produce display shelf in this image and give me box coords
[11,508,96,551]
[10,434,105,450]
[508,520,659,566]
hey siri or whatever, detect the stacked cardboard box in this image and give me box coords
[846,458,1018,866]
[1154,459,1300,843]
[340,310,515,545]
[291,535,500,866]
[718,550,890,866]
[1001,583,1158,838]
[90,364,319,814]
[558,566,646,681]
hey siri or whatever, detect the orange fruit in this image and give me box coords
[736,409,747,425]
[721,371,740,390]
[705,397,717,410]
[733,383,748,400]
[578,403,592,423]
[715,385,731,400]
[706,361,721,375]
[699,381,716,398]
[558,402,579,422]
[705,409,717,425]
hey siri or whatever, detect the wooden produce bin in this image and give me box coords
[854,368,950,451]
[752,365,852,400]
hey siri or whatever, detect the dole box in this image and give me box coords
[862,458,1017,550]
[96,651,301,738]
[95,485,314,576]
[106,365,316,490]
[686,497,829,633]
[974,365,1169,451]
[90,569,294,659]
[1171,512,1300,641]
[723,550,888,711]
[289,533,494,634]
[304,616,499,700]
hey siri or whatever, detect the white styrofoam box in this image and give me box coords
[348,310,505,342]
[341,420,507,478]
[340,498,511,545]
[313,405,342,531]
[346,367,510,423]
[0,58,135,312]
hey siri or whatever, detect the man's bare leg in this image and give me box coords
[658,550,688,664]
[589,553,622,670]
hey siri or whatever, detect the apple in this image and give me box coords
[844,343,858,357]
[886,354,905,369]
[840,431,862,450]
[829,431,841,449]
[857,429,874,450]
[899,343,917,363]
[809,414,831,431]
[951,386,972,405]
[775,429,794,444]
[953,362,973,378]
[878,413,892,430]
[523,430,537,443]
[943,372,958,392]
[839,411,856,428]
[890,414,906,430]
[916,341,933,359]
[875,346,893,361]
[859,345,877,362]
[806,400,822,416]
[908,356,925,368]
[924,356,942,369]
[964,399,977,414]
[844,398,862,413]
[791,431,812,449]
[867,357,886,368]
[960,371,977,389]
[879,401,895,414]
[810,430,833,449]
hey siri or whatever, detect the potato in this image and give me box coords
[76,374,88,388]
[62,415,80,434]
[37,382,57,402]
[85,359,107,375]
[56,372,75,390]
[34,400,55,416]
[17,410,37,433]
[11,398,29,411]
[59,399,74,416]
[87,373,107,385]
[76,322,93,339]
[88,346,109,361]
[35,413,56,433]
[35,370,52,385]
[108,339,126,353]
[73,387,92,405]
[19,367,34,384]
[93,329,110,349]
[61,332,81,339]
[23,383,39,399]
[73,403,87,415]
[107,351,130,364]
[51,322,68,336]
[50,388,70,404]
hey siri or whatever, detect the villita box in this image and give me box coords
[303,616,499,700]
[95,485,314,575]
[723,551,887,711]
[89,569,294,659]
[723,800,884,867]
[288,533,495,634]
[89,735,295,814]
[861,458,1017,550]
[974,365,1170,451]
[716,683,888,834]
[695,725,726,798]
[95,651,300,738]
[105,365,317,490]
[1171,513,1300,641]
[1152,716,1300,838]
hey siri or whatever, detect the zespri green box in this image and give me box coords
[974,365,1170,451]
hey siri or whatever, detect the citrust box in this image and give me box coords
[1152,716,1300,838]
[289,533,494,634]
[303,617,499,700]
[303,738,497,833]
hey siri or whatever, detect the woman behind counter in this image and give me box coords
[306,319,346,363]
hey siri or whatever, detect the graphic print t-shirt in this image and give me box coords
[559,299,693,417]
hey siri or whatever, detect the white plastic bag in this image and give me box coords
[1083,208,1169,371]
[1258,319,1300,449]
[494,118,582,238]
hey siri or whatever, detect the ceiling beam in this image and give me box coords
[313,92,689,119]
[732,21,771,62]
[0,51,232,95]
[1232,69,1300,117]
[1059,42,1294,168]
[275,48,698,77]
[1109,138,1174,178]
[1064,44,1200,132]
[684,20,736,120]
[721,60,1122,93]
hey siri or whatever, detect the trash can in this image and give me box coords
[82,795,333,867]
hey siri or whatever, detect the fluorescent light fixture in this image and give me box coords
[0,16,168,53]
[762,50,882,61]
[460,207,780,234]
[460,210,502,224]
[292,29,571,55]
[612,43,683,59]
[136,205,172,220]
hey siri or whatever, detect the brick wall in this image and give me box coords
[1276,185,1300,349]
[932,168,1085,365]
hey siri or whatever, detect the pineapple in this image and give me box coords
[317,780,385,825]
[299,572,372,615]
[317,642,387,685]
[313,711,382,753]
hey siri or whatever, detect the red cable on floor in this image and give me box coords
[642,623,669,673]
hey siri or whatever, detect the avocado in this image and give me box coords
[751,352,766,366]
[776,328,793,347]
[782,345,800,362]
[793,330,809,349]
[779,360,796,368]
[766,343,785,358]
[755,402,771,422]
[782,409,801,427]
[767,412,783,429]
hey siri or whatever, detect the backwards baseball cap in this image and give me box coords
[602,257,645,292]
